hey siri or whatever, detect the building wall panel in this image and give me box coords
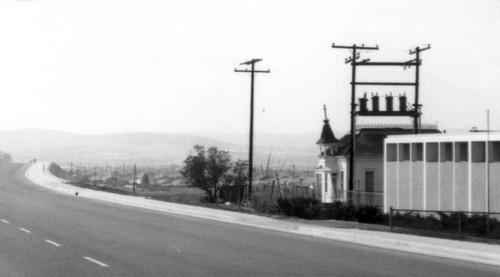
[490,163,500,213]
[386,162,398,209]
[455,163,469,211]
[398,162,411,209]
[411,162,424,210]
[426,163,439,210]
[440,162,454,210]
[471,163,487,212]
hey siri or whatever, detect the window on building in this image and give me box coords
[412,143,423,161]
[340,171,345,191]
[440,142,453,162]
[386,144,398,161]
[426,143,438,162]
[399,143,410,161]
[365,171,375,192]
[455,142,468,162]
[316,173,322,190]
[324,173,328,192]
[325,146,336,156]
[471,142,486,163]
[490,141,500,162]
[331,173,337,194]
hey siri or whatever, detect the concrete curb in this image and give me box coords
[24,162,500,267]
[296,226,500,267]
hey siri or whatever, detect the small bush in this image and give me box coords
[356,206,386,224]
[49,163,70,179]
[251,195,280,214]
[489,224,500,239]
[276,197,320,219]
[320,201,357,221]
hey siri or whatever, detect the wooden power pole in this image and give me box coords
[133,164,137,194]
[235,59,270,198]
[331,44,379,194]
[331,43,430,202]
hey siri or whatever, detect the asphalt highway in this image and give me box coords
[0,163,499,277]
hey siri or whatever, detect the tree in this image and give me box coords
[181,145,232,203]
[0,152,12,163]
[141,173,150,187]
[232,159,248,187]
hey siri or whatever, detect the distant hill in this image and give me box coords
[0,129,319,168]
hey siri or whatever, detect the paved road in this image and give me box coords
[0,163,499,277]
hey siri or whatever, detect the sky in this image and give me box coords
[0,0,499,136]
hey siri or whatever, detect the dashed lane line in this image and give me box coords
[84,257,109,268]
[1,219,9,224]
[19,228,31,234]
[45,239,61,247]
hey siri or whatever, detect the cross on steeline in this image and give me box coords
[234,59,270,198]
[323,104,328,121]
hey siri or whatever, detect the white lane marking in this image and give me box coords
[1,219,9,224]
[45,239,61,247]
[172,246,181,252]
[84,257,109,268]
[19,228,31,234]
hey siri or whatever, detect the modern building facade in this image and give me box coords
[384,132,500,214]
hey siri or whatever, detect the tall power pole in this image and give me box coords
[409,45,431,134]
[332,43,430,204]
[235,59,270,197]
[331,44,379,194]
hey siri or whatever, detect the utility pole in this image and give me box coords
[409,45,431,134]
[331,44,379,195]
[487,109,490,236]
[114,168,118,187]
[133,164,137,194]
[235,59,270,198]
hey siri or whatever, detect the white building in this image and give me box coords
[315,117,347,203]
[384,132,500,214]
[314,115,439,207]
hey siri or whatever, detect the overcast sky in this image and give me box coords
[0,0,499,136]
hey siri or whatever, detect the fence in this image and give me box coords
[342,190,384,208]
[389,207,500,240]
[221,185,384,208]
[219,182,315,204]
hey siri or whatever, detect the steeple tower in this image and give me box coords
[317,105,339,156]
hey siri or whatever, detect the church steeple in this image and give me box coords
[317,105,339,156]
[317,105,339,145]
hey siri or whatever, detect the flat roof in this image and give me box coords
[385,132,500,143]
